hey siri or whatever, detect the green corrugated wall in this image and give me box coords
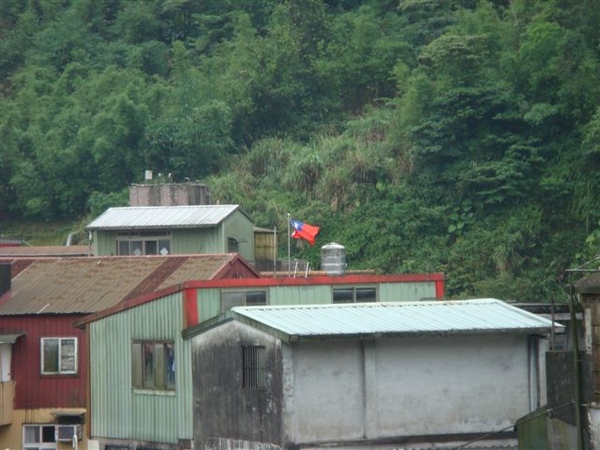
[195,282,439,322]
[91,210,255,261]
[378,281,437,302]
[90,291,192,443]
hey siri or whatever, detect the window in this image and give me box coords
[24,424,56,449]
[242,345,266,389]
[41,338,77,375]
[332,286,377,303]
[132,341,175,391]
[116,231,171,256]
[227,237,239,253]
[221,290,267,312]
[23,424,81,449]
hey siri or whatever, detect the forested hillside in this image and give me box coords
[1,0,599,301]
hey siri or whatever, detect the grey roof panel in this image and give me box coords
[86,205,241,230]
[231,299,559,340]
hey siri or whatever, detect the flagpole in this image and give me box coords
[287,213,291,276]
[273,226,277,277]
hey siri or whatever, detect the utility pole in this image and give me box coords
[569,283,584,450]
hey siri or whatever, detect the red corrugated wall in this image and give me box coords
[3,314,87,409]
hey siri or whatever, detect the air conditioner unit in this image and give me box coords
[56,424,82,442]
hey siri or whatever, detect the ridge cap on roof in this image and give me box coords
[107,204,239,210]
[231,298,501,312]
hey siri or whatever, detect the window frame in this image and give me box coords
[23,424,57,449]
[242,345,266,390]
[132,340,175,391]
[227,237,239,253]
[23,424,81,448]
[332,286,378,303]
[221,289,268,312]
[115,231,171,256]
[40,337,78,375]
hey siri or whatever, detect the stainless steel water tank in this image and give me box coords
[321,242,346,275]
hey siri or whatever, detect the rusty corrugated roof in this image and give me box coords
[0,245,90,257]
[0,254,239,315]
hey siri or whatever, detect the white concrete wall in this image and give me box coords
[588,404,600,450]
[284,340,365,443]
[284,333,535,444]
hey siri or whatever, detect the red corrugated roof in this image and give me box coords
[0,254,257,315]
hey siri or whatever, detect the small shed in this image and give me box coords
[184,299,559,450]
[86,204,255,262]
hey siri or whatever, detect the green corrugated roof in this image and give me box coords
[222,299,559,341]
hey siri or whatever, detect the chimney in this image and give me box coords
[0,262,11,297]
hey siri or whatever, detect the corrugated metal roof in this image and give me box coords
[0,254,239,315]
[0,245,89,257]
[85,205,242,230]
[230,299,559,341]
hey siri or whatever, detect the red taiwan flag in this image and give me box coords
[290,218,320,246]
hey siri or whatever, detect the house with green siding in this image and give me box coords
[78,273,444,450]
[0,254,260,450]
[86,204,256,263]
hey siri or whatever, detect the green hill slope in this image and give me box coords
[1,0,599,300]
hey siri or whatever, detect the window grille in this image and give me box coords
[242,345,266,389]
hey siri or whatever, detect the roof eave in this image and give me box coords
[283,326,556,343]
[86,224,218,231]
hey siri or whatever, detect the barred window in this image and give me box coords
[242,345,266,389]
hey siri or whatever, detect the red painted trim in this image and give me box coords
[435,278,445,299]
[77,272,445,327]
[184,288,198,327]
[184,272,445,289]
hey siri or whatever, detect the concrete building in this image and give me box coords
[184,300,558,450]
[129,182,211,207]
[78,273,445,450]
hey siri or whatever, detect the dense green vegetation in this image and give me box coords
[1,0,599,301]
